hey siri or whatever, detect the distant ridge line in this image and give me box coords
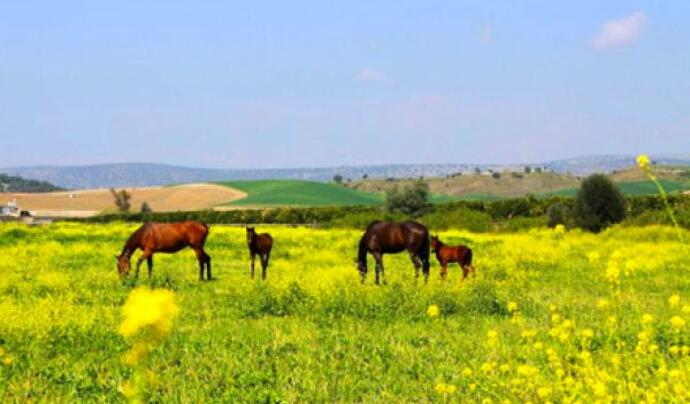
[1,154,688,190]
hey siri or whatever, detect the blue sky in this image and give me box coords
[1,1,688,168]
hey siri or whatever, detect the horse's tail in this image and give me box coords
[357,232,369,271]
[420,229,431,273]
[462,247,473,268]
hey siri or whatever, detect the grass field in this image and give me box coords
[218,180,383,207]
[543,180,690,198]
[1,223,689,401]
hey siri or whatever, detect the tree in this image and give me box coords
[524,166,532,174]
[534,167,543,173]
[574,174,626,232]
[362,174,369,180]
[141,201,153,213]
[491,172,501,179]
[384,179,430,217]
[333,174,343,184]
[110,188,132,212]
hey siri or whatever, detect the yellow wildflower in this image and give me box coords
[3,356,13,366]
[670,316,685,330]
[596,298,609,309]
[641,314,654,325]
[669,295,680,307]
[581,328,594,339]
[537,387,552,399]
[462,367,473,378]
[554,224,566,235]
[636,154,651,172]
[427,305,440,318]
[507,301,518,312]
[119,287,179,338]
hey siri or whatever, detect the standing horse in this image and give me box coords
[357,221,430,285]
[430,235,474,280]
[246,226,273,280]
[115,221,212,281]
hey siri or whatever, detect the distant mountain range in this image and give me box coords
[2,155,689,190]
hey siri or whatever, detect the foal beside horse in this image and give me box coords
[116,221,212,280]
[357,220,431,285]
[246,226,273,280]
[430,235,475,280]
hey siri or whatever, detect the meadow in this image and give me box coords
[218,180,383,207]
[1,222,689,402]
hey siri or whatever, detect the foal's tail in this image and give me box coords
[462,247,473,268]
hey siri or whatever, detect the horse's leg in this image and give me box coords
[461,264,469,280]
[147,256,153,278]
[194,249,205,281]
[136,250,152,279]
[410,252,421,279]
[204,251,212,280]
[250,252,256,279]
[372,252,383,285]
[441,262,448,280]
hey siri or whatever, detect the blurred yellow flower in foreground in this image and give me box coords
[669,295,680,307]
[427,305,440,318]
[507,301,518,313]
[637,154,651,172]
[119,287,179,338]
[670,316,685,330]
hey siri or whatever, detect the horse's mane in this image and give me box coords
[120,224,147,258]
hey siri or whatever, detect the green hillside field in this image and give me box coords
[218,180,384,207]
[543,180,690,198]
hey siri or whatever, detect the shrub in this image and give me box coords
[573,174,626,232]
[546,202,571,228]
[384,180,430,217]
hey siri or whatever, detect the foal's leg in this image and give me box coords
[250,252,256,279]
[441,262,448,280]
[260,251,270,280]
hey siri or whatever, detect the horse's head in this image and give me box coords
[430,235,440,251]
[115,254,131,277]
[246,226,255,244]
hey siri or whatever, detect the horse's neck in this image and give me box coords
[121,233,141,257]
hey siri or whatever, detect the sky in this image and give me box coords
[1,1,689,169]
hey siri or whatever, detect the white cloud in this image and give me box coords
[592,11,647,50]
[355,68,386,82]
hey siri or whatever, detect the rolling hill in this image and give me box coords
[3,154,689,189]
[218,180,383,207]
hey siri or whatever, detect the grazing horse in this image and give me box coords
[116,221,212,281]
[430,235,475,280]
[357,221,430,285]
[246,226,273,280]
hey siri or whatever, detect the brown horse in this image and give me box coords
[246,226,273,280]
[357,221,430,285]
[116,221,212,280]
[430,235,474,280]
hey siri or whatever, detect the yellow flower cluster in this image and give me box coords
[427,304,440,318]
[434,382,457,394]
[119,287,179,338]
